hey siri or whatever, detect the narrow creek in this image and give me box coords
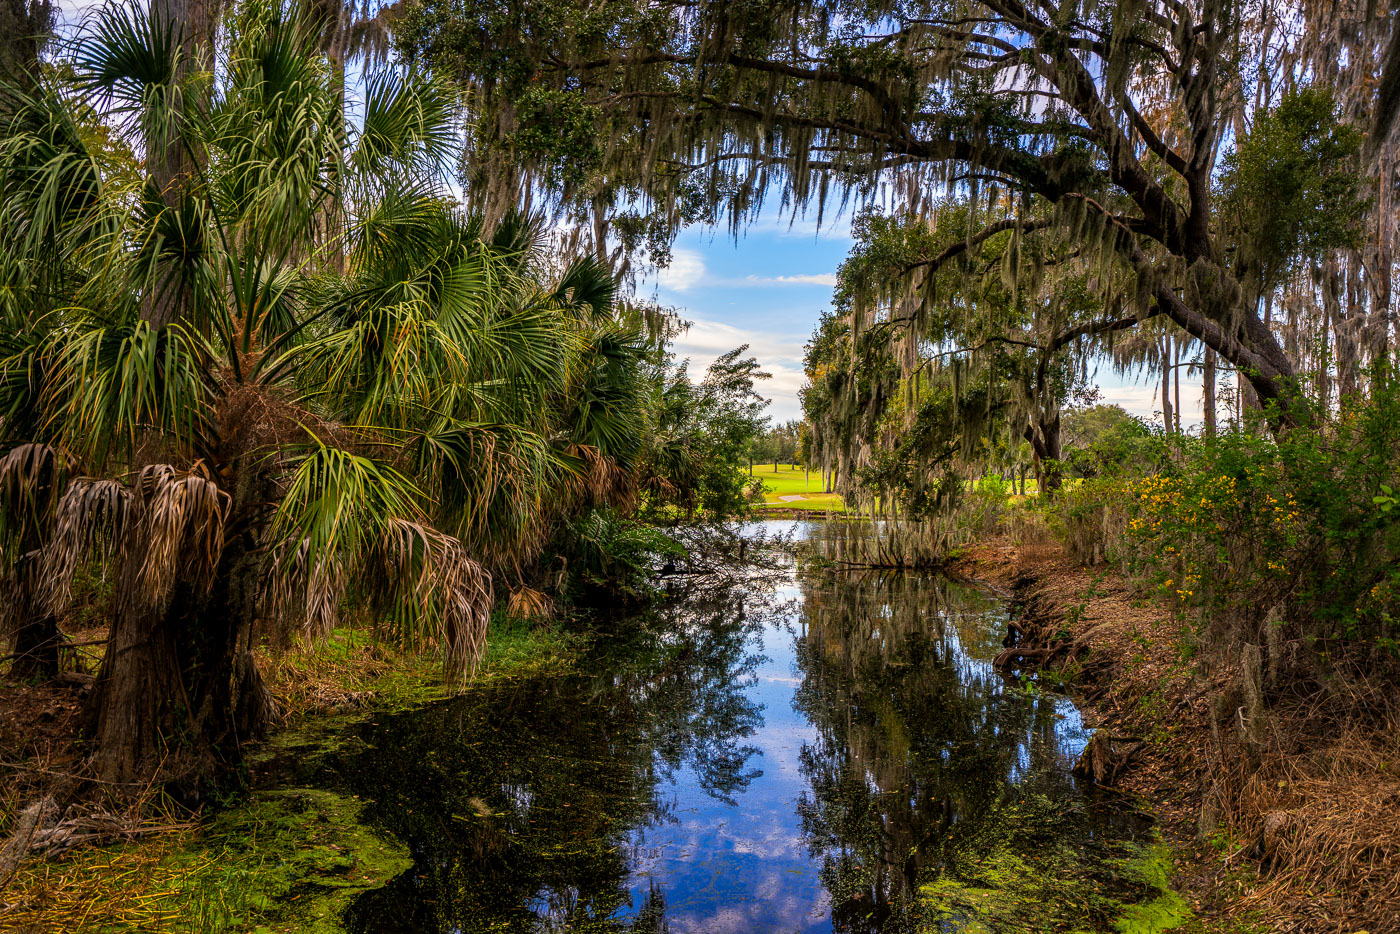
[268,520,1180,932]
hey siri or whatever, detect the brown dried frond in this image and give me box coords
[40,478,132,616]
[262,538,349,643]
[559,443,637,516]
[125,465,230,609]
[506,586,553,622]
[376,518,493,680]
[0,444,79,537]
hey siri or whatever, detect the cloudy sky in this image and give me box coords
[48,0,1199,430]
[640,208,1204,427]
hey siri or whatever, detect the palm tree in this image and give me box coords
[0,0,651,790]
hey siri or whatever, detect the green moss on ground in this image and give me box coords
[9,614,580,933]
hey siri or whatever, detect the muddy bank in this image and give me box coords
[951,538,1400,934]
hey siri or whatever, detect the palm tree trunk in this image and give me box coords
[92,465,276,791]
[8,603,61,681]
[0,0,51,88]
[142,0,219,327]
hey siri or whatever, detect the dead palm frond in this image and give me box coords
[41,477,132,615]
[124,464,229,610]
[506,586,553,622]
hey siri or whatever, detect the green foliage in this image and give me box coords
[1115,377,1400,659]
[561,507,685,606]
[507,86,604,187]
[1219,89,1367,294]
[1062,405,1158,480]
[640,345,771,521]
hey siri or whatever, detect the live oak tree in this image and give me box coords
[399,0,1369,429]
[821,200,1110,495]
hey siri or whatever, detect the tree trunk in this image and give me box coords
[0,0,51,87]
[1160,338,1174,435]
[91,465,276,793]
[8,611,61,681]
[5,551,67,680]
[1172,339,1182,434]
[142,0,220,328]
[1203,348,1217,437]
[1023,412,1063,493]
[91,597,196,786]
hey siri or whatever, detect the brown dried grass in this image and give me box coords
[1221,717,1400,931]
[956,536,1400,934]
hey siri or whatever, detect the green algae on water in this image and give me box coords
[918,793,1192,933]
[160,788,410,934]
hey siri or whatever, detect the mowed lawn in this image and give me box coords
[749,463,846,512]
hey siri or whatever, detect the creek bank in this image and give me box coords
[947,538,1285,933]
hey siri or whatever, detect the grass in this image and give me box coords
[748,463,846,512]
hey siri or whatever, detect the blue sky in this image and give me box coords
[639,214,852,424]
[51,0,1200,430]
[641,208,1204,428]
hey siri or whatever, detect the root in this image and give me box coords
[992,595,1089,675]
[1072,731,1146,787]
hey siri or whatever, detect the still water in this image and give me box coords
[297,521,1171,932]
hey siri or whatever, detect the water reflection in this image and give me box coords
[339,590,767,934]
[792,571,1091,931]
[317,522,1155,933]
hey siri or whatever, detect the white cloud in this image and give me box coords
[671,317,810,423]
[654,249,707,292]
[742,273,838,287]
[741,211,856,242]
[1100,380,1205,429]
[648,258,838,294]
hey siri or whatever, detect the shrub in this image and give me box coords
[1113,383,1400,672]
[560,508,687,608]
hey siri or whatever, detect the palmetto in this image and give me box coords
[0,0,648,788]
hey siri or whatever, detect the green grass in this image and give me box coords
[748,463,846,512]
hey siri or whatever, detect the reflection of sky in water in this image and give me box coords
[621,583,831,933]
[330,519,1111,934]
[613,523,1093,932]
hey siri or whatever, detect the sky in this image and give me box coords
[639,207,1205,428]
[50,0,1202,431]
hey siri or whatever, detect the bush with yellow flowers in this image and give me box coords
[1114,383,1400,662]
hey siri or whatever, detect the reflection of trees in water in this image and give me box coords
[793,571,1083,932]
[340,592,766,934]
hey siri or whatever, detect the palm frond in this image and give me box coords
[75,1,186,139]
[411,421,560,569]
[266,440,493,676]
[370,518,492,679]
[44,320,213,464]
[550,255,617,322]
[125,463,228,609]
[351,67,458,182]
[41,477,131,615]
[266,439,424,638]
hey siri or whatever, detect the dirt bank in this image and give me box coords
[953,538,1400,934]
